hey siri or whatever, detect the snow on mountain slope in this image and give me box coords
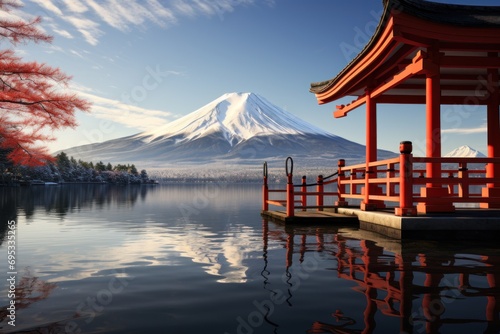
[60,92,396,167]
[136,92,335,146]
[444,145,485,158]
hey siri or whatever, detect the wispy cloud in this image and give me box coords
[64,15,102,46]
[442,125,487,134]
[62,0,88,14]
[26,0,274,45]
[74,88,174,131]
[29,0,63,16]
[44,44,64,54]
[52,27,73,39]
[70,49,84,58]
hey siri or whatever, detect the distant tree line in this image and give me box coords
[1,151,154,185]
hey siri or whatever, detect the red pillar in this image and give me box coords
[286,157,295,217]
[361,91,384,211]
[301,176,307,211]
[481,58,500,208]
[395,141,416,216]
[316,174,324,211]
[426,69,441,184]
[336,159,348,207]
[262,162,269,211]
[286,173,294,217]
[366,91,377,164]
[486,86,500,185]
[417,49,454,213]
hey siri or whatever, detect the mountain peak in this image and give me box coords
[137,91,333,146]
[60,92,397,167]
[219,92,254,99]
[445,145,485,157]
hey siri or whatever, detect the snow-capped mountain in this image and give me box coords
[444,145,485,158]
[61,92,395,167]
[139,92,333,146]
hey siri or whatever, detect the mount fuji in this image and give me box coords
[61,92,395,167]
[444,145,485,158]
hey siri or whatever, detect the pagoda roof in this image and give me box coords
[389,0,500,28]
[310,0,500,114]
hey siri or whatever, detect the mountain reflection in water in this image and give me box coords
[0,184,499,333]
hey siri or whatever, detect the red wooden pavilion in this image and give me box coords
[310,0,500,215]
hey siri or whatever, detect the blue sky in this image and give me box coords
[10,0,500,157]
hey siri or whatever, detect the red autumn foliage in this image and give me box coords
[0,0,90,166]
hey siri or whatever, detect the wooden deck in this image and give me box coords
[261,209,358,225]
[262,208,500,239]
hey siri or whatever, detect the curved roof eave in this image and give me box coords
[309,0,392,97]
[310,0,500,101]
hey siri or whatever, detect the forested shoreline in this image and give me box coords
[1,152,155,185]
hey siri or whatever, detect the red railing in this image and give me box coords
[262,158,340,217]
[338,154,500,214]
[262,141,500,217]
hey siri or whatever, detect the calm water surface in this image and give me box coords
[0,184,500,334]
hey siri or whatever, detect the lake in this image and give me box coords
[1,184,500,334]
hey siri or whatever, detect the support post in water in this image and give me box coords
[262,162,268,211]
[301,176,307,211]
[317,175,324,211]
[286,157,294,217]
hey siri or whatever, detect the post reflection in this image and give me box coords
[262,219,500,334]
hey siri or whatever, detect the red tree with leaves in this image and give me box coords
[0,0,90,166]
